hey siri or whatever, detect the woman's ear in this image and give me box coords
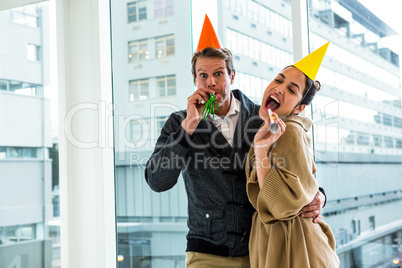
[293,104,306,114]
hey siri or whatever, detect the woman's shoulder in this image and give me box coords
[284,115,312,133]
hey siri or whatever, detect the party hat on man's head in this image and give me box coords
[196,14,222,52]
[293,42,330,80]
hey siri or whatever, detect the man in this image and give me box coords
[145,15,325,267]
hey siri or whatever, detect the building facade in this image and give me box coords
[0,4,53,268]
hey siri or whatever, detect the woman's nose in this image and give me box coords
[276,85,285,94]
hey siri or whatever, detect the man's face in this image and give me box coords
[194,57,234,108]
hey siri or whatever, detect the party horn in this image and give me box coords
[268,109,280,134]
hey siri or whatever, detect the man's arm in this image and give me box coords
[300,187,326,223]
[145,88,214,192]
[145,112,191,192]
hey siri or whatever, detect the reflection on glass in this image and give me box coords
[309,0,402,267]
[0,1,59,268]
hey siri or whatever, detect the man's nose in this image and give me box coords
[207,76,216,88]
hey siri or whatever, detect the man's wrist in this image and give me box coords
[181,118,197,135]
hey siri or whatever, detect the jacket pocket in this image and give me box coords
[188,205,225,240]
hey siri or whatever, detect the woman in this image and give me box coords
[246,65,340,267]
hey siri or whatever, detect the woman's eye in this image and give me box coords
[288,87,295,94]
[275,79,282,83]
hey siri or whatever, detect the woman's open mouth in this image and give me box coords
[264,94,280,112]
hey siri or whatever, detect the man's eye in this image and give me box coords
[200,74,207,78]
[215,72,223,76]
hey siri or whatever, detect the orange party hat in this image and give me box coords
[196,14,222,52]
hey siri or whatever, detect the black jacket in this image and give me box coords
[145,90,263,257]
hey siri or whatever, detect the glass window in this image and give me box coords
[156,75,176,97]
[128,39,149,62]
[27,44,41,61]
[155,35,175,58]
[0,2,59,267]
[129,79,149,101]
[373,136,383,147]
[154,0,174,18]
[113,0,402,267]
[10,6,39,27]
[0,80,7,91]
[128,0,147,23]
[130,119,149,146]
[0,147,6,159]
[309,0,402,267]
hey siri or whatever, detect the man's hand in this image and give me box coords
[301,191,326,223]
[181,88,215,135]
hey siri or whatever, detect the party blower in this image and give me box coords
[268,109,280,134]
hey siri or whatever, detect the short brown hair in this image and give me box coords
[191,47,235,79]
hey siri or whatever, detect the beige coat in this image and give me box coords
[246,115,339,268]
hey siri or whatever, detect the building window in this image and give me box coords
[373,136,382,147]
[128,0,147,23]
[154,0,174,18]
[27,44,41,61]
[10,5,40,27]
[0,147,6,159]
[8,81,37,96]
[129,79,149,101]
[8,147,23,158]
[0,80,7,91]
[0,147,39,159]
[395,117,402,128]
[128,39,149,62]
[384,138,394,148]
[130,119,149,145]
[155,35,174,58]
[156,75,176,97]
[396,139,402,149]
[156,116,168,135]
[383,114,393,126]
[356,133,369,146]
[369,216,375,231]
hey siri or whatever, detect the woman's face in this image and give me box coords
[259,66,307,119]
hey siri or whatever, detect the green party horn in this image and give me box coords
[202,93,221,120]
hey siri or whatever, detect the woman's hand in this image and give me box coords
[253,111,286,188]
[253,111,286,153]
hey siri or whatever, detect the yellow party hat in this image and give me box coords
[196,14,222,52]
[293,42,330,80]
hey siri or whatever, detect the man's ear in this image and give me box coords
[293,104,306,114]
[193,76,197,86]
[230,70,236,84]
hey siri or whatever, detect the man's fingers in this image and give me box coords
[302,204,321,211]
[300,209,320,218]
[313,215,321,223]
